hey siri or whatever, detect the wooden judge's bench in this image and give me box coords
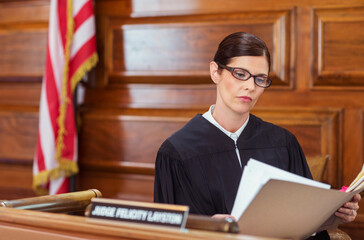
[0,189,352,240]
[0,190,278,240]
[0,208,280,240]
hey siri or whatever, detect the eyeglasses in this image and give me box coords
[217,63,272,88]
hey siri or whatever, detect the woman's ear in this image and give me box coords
[210,61,220,84]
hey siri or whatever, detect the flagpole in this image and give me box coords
[69,82,79,193]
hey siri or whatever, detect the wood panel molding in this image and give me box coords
[0,27,47,79]
[0,0,48,82]
[0,163,36,200]
[105,10,293,89]
[98,0,364,18]
[313,7,364,89]
[84,83,216,109]
[79,112,190,171]
[0,105,38,200]
[0,0,49,24]
[77,170,155,201]
[0,106,39,164]
[0,82,41,106]
[85,83,364,110]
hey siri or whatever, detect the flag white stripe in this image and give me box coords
[39,78,56,170]
[73,0,89,16]
[48,0,64,96]
[70,15,95,58]
[33,158,38,174]
[50,176,65,194]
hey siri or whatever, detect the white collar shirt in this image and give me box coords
[202,104,249,167]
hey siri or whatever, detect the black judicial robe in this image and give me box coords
[154,114,330,239]
[154,113,313,215]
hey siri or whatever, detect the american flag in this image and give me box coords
[33,0,98,195]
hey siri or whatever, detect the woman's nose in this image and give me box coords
[242,76,256,90]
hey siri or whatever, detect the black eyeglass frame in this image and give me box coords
[217,63,272,88]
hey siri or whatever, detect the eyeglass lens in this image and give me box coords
[232,68,271,88]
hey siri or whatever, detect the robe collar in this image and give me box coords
[202,104,249,141]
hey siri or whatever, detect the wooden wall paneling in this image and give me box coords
[340,108,364,240]
[0,82,41,106]
[122,0,364,18]
[342,109,363,187]
[252,107,342,187]
[0,0,48,82]
[78,109,198,202]
[107,10,293,88]
[313,7,364,89]
[0,25,47,81]
[0,163,35,200]
[77,170,154,202]
[93,7,109,88]
[0,106,38,163]
[0,0,49,24]
[340,214,364,240]
[78,108,203,201]
[0,106,38,200]
[86,83,364,110]
[95,0,132,18]
[79,112,190,170]
[84,84,217,109]
[294,5,313,91]
[0,0,48,200]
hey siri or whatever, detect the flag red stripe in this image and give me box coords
[56,177,70,194]
[69,36,96,77]
[74,0,93,31]
[45,48,60,137]
[36,131,46,171]
[57,0,68,49]
[62,95,76,160]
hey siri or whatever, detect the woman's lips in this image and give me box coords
[237,96,252,102]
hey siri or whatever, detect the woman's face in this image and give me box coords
[210,55,269,118]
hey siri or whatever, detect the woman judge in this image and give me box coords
[153,32,360,238]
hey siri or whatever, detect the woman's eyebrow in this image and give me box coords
[236,67,268,77]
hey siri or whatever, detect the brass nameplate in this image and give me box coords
[87,198,189,230]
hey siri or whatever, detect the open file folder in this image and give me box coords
[233,159,364,239]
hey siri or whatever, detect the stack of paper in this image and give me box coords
[231,159,330,220]
[232,159,364,239]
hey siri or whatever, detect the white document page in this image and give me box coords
[231,158,330,220]
[347,164,364,192]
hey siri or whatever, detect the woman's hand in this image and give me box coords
[335,193,361,224]
[211,214,236,221]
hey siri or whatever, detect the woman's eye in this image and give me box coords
[234,71,248,79]
[255,77,266,84]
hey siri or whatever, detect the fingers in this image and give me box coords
[335,208,357,224]
[352,193,361,203]
[211,214,236,221]
[343,201,360,211]
[337,207,357,216]
[335,194,361,224]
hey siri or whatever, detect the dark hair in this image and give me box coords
[213,32,271,72]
